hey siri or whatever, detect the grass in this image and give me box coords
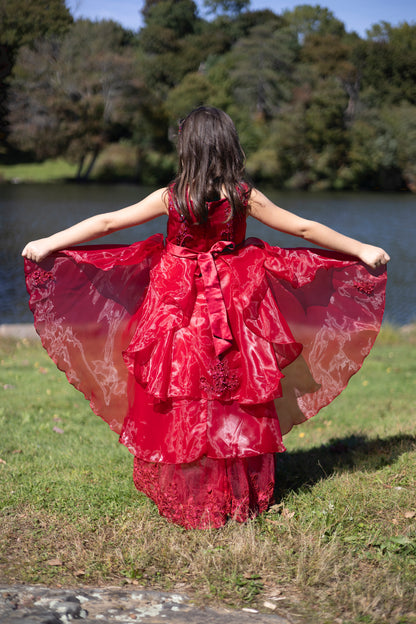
[0,145,137,184]
[0,159,77,183]
[1,325,416,623]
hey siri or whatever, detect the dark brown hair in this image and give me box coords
[171,107,252,223]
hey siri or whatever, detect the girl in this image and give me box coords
[23,107,389,529]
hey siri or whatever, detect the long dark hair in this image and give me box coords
[171,107,252,223]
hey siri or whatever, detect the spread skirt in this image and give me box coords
[24,234,387,528]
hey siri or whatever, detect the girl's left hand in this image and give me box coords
[22,239,53,263]
[358,244,390,269]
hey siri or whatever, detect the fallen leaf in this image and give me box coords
[282,508,295,519]
[267,504,282,513]
[74,569,85,577]
[46,558,63,566]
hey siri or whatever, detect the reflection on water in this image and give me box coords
[1,183,415,324]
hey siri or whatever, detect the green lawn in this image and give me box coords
[1,326,415,624]
[0,159,77,183]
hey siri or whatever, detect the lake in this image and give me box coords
[1,183,415,325]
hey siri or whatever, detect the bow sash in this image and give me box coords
[166,240,235,357]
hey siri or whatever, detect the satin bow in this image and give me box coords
[166,240,235,357]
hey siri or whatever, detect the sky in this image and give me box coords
[66,0,415,36]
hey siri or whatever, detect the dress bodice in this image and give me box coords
[166,189,247,251]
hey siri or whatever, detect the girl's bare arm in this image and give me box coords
[22,188,168,263]
[249,189,390,269]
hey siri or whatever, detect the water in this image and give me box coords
[1,183,415,325]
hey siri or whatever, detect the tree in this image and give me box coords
[301,32,362,121]
[0,0,72,62]
[138,0,200,90]
[203,0,250,16]
[282,4,345,41]
[165,72,214,121]
[345,109,403,190]
[227,23,299,119]
[0,0,73,157]
[361,22,416,105]
[8,20,141,179]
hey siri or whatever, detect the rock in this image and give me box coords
[0,584,292,623]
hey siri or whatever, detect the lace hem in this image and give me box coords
[133,454,275,529]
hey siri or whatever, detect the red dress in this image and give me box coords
[24,189,387,528]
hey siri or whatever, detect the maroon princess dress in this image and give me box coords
[24,189,387,528]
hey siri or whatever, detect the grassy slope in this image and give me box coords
[0,327,415,624]
[0,145,138,183]
[0,159,77,183]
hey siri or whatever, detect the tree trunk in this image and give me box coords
[82,147,100,180]
[76,148,100,181]
[76,155,85,180]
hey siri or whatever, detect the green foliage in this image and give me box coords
[0,0,72,59]
[203,0,250,16]
[361,22,416,105]
[282,4,346,39]
[228,24,299,119]
[8,20,142,179]
[165,72,215,121]
[3,3,416,190]
[143,0,198,35]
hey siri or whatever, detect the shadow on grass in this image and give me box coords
[275,433,416,496]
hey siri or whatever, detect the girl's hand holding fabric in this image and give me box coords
[357,244,390,269]
[22,239,53,263]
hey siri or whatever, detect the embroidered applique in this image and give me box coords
[220,203,234,241]
[353,280,375,295]
[200,359,240,397]
[175,219,191,246]
[32,269,55,287]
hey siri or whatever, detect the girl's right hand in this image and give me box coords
[21,239,53,263]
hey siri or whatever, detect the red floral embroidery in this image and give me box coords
[354,280,375,295]
[200,358,240,397]
[219,202,234,241]
[32,269,54,287]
